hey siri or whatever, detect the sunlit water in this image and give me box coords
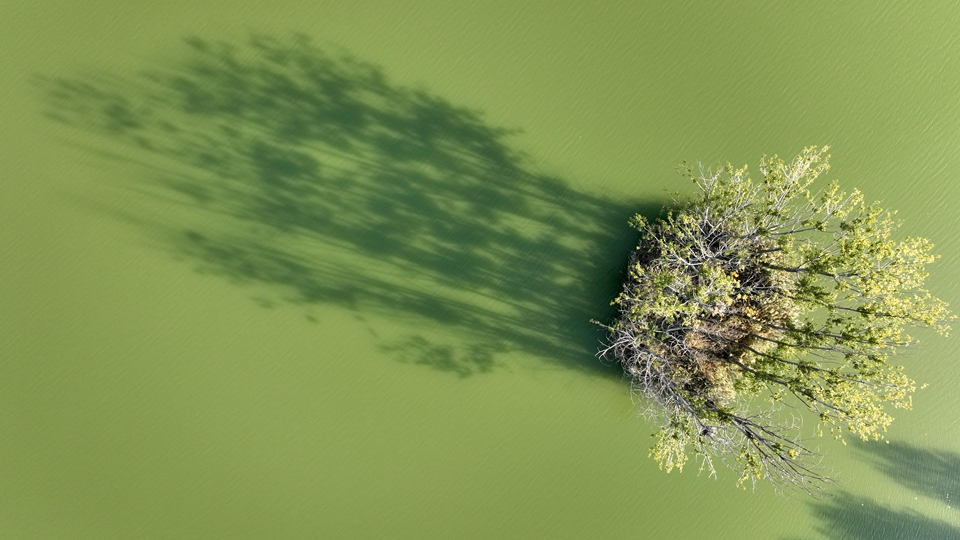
[3,1,960,538]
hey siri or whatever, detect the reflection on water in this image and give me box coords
[40,34,661,377]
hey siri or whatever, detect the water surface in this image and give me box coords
[3,1,960,538]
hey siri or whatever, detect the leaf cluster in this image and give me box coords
[601,146,952,491]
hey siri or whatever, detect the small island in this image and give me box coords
[600,146,952,492]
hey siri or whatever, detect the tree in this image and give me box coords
[600,146,952,492]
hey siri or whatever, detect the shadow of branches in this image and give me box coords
[783,491,959,540]
[785,443,960,539]
[856,440,960,508]
[40,34,662,376]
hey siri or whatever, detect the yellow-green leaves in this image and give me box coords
[604,146,951,492]
[650,427,691,474]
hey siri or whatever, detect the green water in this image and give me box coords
[3,1,960,538]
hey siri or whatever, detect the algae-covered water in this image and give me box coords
[3,1,960,538]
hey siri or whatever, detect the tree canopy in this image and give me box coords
[600,146,952,491]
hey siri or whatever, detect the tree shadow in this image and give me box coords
[39,34,665,377]
[786,442,960,539]
[855,440,960,508]
[784,491,959,540]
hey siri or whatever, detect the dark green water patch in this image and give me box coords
[39,34,665,378]
[787,492,959,540]
[856,440,960,511]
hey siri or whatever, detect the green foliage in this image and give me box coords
[601,146,952,491]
